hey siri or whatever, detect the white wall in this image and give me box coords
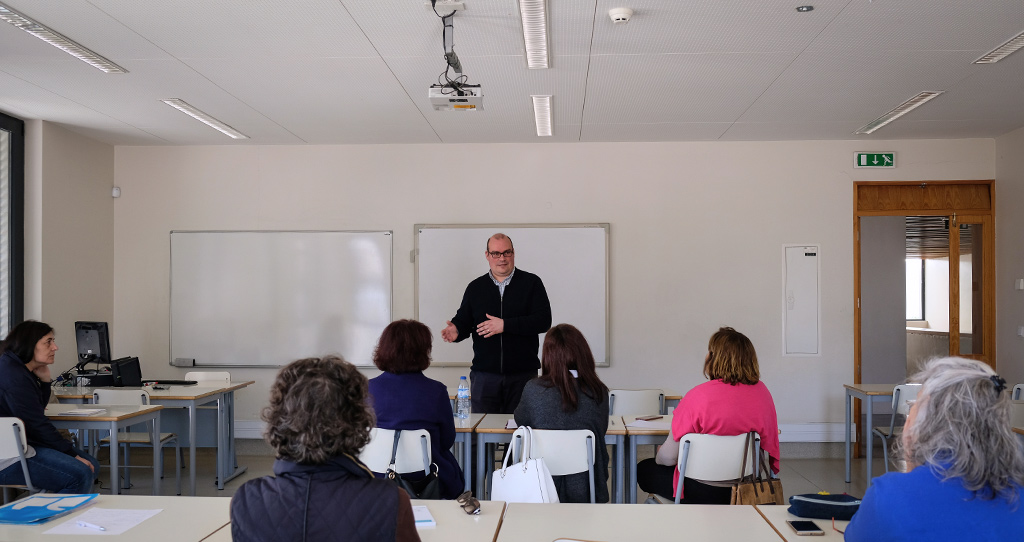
[111,139,995,431]
[26,122,114,352]
[996,126,1024,387]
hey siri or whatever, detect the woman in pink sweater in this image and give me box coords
[636,327,780,503]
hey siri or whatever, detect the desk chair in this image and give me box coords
[359,428,432,476]
[0,418,37,503]
[1013,384,1023,401]
[93,389,182,495]
[672,433,756,504]
[872,383,921,474]
[184,371,231,384]
[608,389,665,415]
[511,426,597,503]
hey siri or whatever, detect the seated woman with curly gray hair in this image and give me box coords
[230,356,420,542]
[845,356,1024,540]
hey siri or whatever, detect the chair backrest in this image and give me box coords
[511,427,596,476]
[511,426,597,503]
[358,428,431,475]
[0,418,29,462]
[185,371,231,384]
[93,388,151,405]
[885,383,921,433]
[0,418,35,493]
[1013,383,1023,401]
[676,433,757,483]
[608,389,665,415]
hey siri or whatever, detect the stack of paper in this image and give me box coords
[55,408,105,416]
[412,505,436,528]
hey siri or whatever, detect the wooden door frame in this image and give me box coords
[852,180,995,456]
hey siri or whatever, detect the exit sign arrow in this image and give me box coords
[854,152,896,168]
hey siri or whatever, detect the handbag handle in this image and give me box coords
[386,429,402,477]
[738,431,752,480]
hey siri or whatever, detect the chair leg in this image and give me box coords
[880,436,890,473]
[174,441,182,496]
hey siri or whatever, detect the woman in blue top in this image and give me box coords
[0,320,99,493]
[368,320,464,499]
[845,356,1024,541]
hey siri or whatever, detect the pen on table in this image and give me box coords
[77,520,106,531]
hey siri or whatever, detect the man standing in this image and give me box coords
[442,233,551,413]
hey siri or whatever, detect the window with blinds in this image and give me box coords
[0,112,24,336]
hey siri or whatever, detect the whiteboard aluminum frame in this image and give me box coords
[414,223,611,367]
[169,230,394,368]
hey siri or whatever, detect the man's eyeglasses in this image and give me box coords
[456,491,481,515]
[488,250,514,259]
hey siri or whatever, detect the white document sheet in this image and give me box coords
[625,419,671,431]
[44,508,162,535]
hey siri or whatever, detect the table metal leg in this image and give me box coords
[475,435,486,498]
[153,414,162,495]
[109,423,119,495]
[865,398,874,487]
[845,389,852,483]
[188,403,197,496]
[462,435,471,492]
[217,395,227,490]
[627,436,637,503]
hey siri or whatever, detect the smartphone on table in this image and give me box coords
[786,520,825,536]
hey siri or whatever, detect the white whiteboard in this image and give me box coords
[170,231,392,367]
[415,224,609,366]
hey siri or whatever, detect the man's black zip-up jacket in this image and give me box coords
[449,268,552,374]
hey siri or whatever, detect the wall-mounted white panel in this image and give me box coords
[170,231,392,366]
[784,245,819,355]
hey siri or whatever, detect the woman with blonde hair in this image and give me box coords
[845,357,1024,540]
[636,326,779,503]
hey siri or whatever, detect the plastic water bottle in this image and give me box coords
[456,376,470,419]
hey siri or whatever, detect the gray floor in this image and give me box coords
[93,441,883,502]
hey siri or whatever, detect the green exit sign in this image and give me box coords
[854,152,895,168]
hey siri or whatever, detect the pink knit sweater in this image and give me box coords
[670,379,780,498]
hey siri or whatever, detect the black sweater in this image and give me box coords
[0,350,75,456]
[450,268,552,374]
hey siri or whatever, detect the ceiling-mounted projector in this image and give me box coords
[429,85,483,111]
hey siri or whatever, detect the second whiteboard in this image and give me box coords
[415,224,609,366]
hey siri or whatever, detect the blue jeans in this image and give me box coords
[0,446,99,494]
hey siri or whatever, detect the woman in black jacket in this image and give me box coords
[231,355,420,542]
[0,320,98,493]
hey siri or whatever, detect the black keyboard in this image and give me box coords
[143,380,198,386]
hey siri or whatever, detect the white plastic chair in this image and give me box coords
[359,428,432,476]
[511,426,597,503]
[184,371,231,385]
[673,433,757,504]
[93,389,182,495]
[608,389,665,415]
[1012,384,1023,401]
[872,383,921,473]
[0,418,37,502]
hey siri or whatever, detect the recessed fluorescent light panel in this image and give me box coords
[162,99,249,140]
[532,95,552,136]
[975,30,1024,64]
[854,91,944,135]
[0,2,127,73]
[519,0,550,69]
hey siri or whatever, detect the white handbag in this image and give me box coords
[490,426,560,503]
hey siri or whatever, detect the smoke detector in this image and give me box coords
[609,7,633,24]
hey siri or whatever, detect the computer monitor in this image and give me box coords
[75,321,112,368]
[111,356,142,387]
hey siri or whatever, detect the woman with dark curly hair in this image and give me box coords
[368,319,464,498]
[230,356,420,542]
